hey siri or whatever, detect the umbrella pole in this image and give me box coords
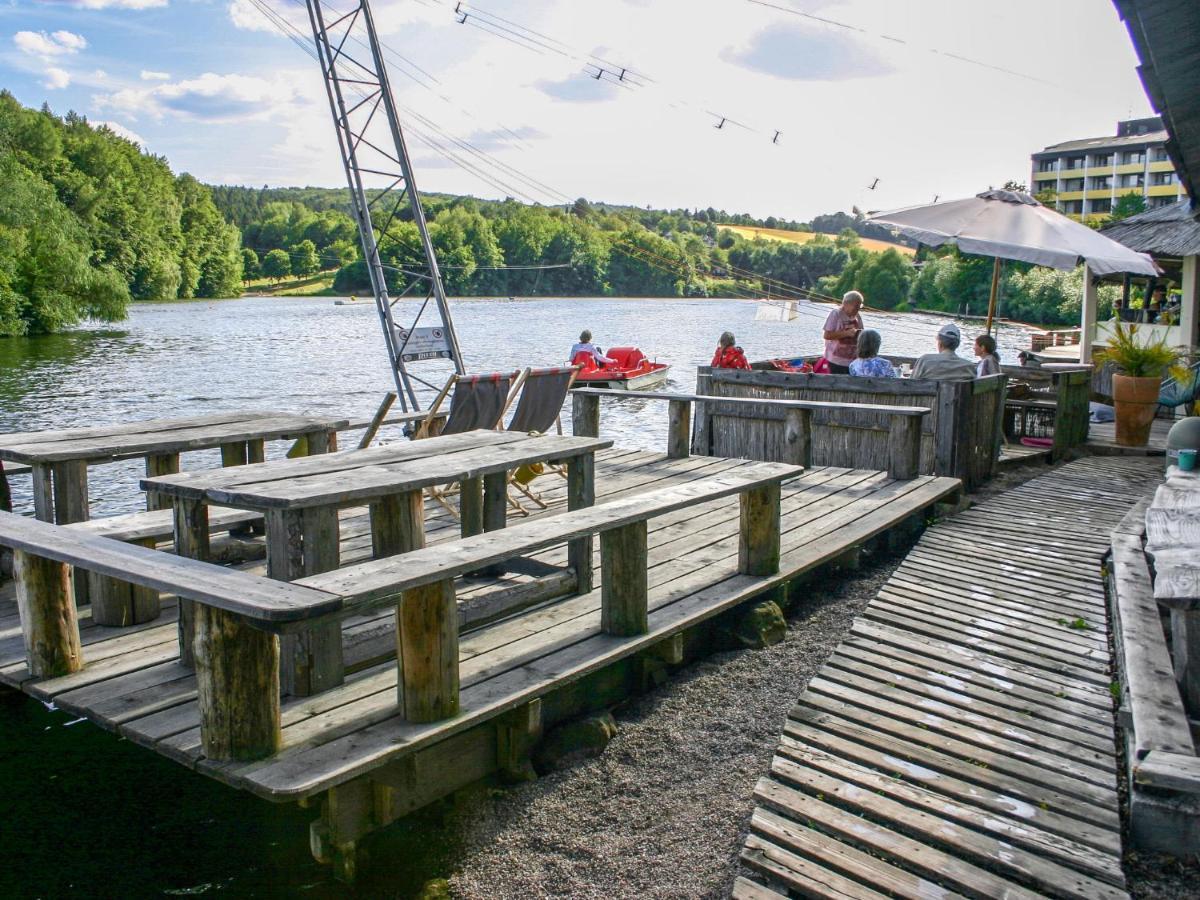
[985,256,1002,335]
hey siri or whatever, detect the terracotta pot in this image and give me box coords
[1112,373,1161,447]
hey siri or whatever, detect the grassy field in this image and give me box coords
[720,225,916,256]
[243,271,338,296]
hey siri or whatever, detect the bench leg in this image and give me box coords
[397,577,459,722]
[90,537,161,627]
[194,604,280,761]
[173,498,211,668]
[13,549,83,677]
[739,483,781,576]
[601,520,648,636]
[568,455,595,594]
[52,460,90,604]
[145,454,180,511]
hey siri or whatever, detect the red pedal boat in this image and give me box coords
[571,346,670,391]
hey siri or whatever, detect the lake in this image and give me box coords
[0,295,1034,898]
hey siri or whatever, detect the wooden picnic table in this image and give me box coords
[142,429,613,695]
[0,410,349,525]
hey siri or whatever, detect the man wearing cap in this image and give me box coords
[911,323,977,381]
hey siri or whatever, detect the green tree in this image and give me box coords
[262,248,292,281]
[1110,192,1147,222]
[291,239,320,277]
[830,248,914,310]
[242,248,260,281]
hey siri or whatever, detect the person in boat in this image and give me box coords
[711,331,751,370]
[569,330,614,367]
[974,334,1001,377]
[911,323,977,381]
[822,291,864,374]
[848,329,895,377]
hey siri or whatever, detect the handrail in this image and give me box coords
[571,388,929,480]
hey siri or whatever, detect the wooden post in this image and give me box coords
[268,506,343,697]
[173,498,211,668]
[13,549,83,677]
[984,256,1002,335]
[31,463,53,522]
[145,453,180,511]
[601,521,648,636]
[359,392,397,450]
[667,399,691,459]
[1171,609,1200,714]
[567,454,595,593]
[371,491,425,557]
[691,368,713,456]
[307,430,333,456]
[739,483,781,576]
[397,578,459,722]
[90,536,161,627]
[220,441,248,468]
[0,459,12,514]
[247,438,266,464]
[781,407,812,468]
[194,604,280,761]
[1079,263,1099,363]
[888,415,922,480]
[483,472,507,532]
[496,698,543,782]
[52,459,90,603]
[459,476,484,538]
[572,392,600,438]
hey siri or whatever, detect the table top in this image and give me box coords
[0,411,350,465]
[142,429,613,511]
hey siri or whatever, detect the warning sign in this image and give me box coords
[395,326,452,362]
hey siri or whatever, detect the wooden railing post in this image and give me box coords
[888,415,922,480]
[13,549,83,677]
[739,484,781,576]
[667,399,691,459]
[782,407,812,468]
[194,605,280,761]
[567,454,596,593]
[572,391,600,438]
[601,520,648,636]
[397,579,459,722]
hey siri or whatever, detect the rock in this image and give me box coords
[728,600,787,650]
[416,878,452,900]
[532,711,618,775]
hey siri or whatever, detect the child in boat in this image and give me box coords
[711,331,751,370]
[569,330,614,367]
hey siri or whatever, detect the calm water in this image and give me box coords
[0,296,1033,898]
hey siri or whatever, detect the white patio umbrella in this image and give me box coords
[868,189,1159,333]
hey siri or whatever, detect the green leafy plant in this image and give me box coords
[1096,322,1182,377]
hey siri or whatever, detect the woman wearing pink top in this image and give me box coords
[822,290,864,374]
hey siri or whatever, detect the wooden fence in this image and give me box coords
[693,367,1007,491]
[1000,364,1092,460]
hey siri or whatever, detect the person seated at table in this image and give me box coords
[974,333,1001,377]
[569,329,614,367]
[912,323,977,381]
[848,329,895,377]
[711,331,751,370]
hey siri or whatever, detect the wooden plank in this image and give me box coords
[741,829,899,900]
[397,579,459,723]
[1135,750,1200,793]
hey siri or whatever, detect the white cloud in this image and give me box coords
[227,0,303,34]
[140,69,170,80]
[47,0,167,9]
[95,120,147,146]
[43,67,71,89]
[96,71,301,123]
[14,29,88,58]
[93,69,109,79]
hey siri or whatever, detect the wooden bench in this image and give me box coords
[0,462,798,768]
[572,388,930,480]
[60,507,265,627]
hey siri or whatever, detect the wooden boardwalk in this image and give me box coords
[0,449,959,810]
[737,455,1164,900]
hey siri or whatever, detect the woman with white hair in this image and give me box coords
[822,290,864,374]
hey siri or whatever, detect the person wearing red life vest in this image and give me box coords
[711,331,751,370]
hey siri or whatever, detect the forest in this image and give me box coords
[1,94,1112,336]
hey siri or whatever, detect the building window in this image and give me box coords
[1062,178,1084,192]
[1037,159,1056,173]
[1122,151,1145,165]
[1089,176,1111,190]
[1065,156,1085,170]
[1090,153,1112,167]
[1153,148,1170,162]
[1152,172,1175,186]
[1121,173,1145,188]
[1089,198,1113,214]
[1061,200,1084,215]
[1150,196,1176,208]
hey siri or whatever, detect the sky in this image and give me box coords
[0,0,1156,221]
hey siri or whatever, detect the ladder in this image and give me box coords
[304,0,465,411]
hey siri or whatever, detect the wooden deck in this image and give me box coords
[737,455,1164,900]
[1088,416,1173,454]
[0,448,959,807]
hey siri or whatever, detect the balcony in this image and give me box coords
[1056,190,1085,201]
[1085,189,1113,199]
[1114,163,1145,175]
[1148,160,1176,173]
[1147,183,1181,197]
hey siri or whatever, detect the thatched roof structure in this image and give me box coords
[1101,200,1200,258]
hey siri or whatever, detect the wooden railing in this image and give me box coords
[1000,364,1091,460]
[571,388,930,481]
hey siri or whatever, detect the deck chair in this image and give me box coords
[416,370,522,517]
[505,365,581,515]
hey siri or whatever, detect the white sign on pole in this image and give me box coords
[395,326,452,362]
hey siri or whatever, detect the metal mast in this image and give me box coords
[304,0,465,411]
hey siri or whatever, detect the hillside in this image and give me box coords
[721,224,916,256]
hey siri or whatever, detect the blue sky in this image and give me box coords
[1,0,1155,220]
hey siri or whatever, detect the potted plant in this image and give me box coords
[1096,322,1181,447]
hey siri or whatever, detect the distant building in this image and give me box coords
[1031,116,1186,221]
